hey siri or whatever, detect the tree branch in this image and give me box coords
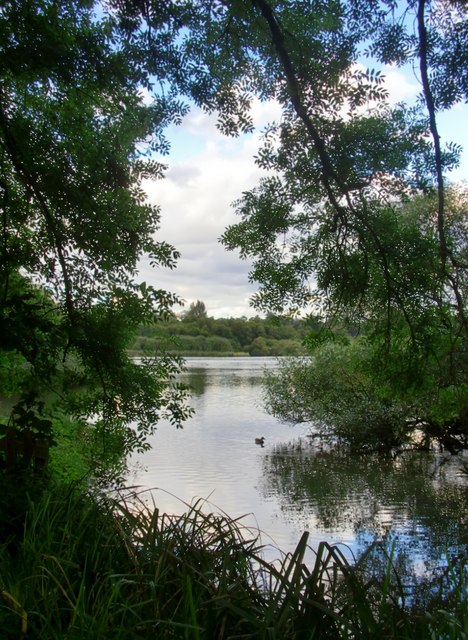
[417,0,468,334]
[251,0,418,344]
[417,0,446,267]
[0,90,76,321]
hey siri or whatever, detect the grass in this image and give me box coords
[0,478,467,639]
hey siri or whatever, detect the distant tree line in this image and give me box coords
[131,301,316,356]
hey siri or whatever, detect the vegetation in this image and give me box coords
[130,303,313,357]
[264,320,468,453]
[0,0,199,463]
[1,479,466,639]
[1,0,466,456]
[1,0,467,637]
[216,3,468,452]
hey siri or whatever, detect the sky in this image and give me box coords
[138,65,468,319]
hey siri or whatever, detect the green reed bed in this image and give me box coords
[0,480,466,639]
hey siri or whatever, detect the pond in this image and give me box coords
[129,356,468,595]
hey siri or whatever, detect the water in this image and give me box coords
[129,356,468,581]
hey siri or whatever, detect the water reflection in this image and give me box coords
[259,440,468,598]
[182,358,266,398]
[184,368,208,396]
[262,442,467,537]
[131,357,468,593]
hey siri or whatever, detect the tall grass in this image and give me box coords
[0,480,466,639]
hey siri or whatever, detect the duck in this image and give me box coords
[255,437,265,446]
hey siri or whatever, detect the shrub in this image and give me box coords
[264,340,420,451]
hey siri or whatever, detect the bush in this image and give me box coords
[264,340,420,451]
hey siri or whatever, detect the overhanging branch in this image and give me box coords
[0,90,76,321]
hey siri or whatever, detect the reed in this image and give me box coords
[0,480,466,639]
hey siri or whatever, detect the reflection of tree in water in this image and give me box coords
[355,528,468,611]
[183,369,209,397]
[260,441,468,603]
[183,369,261,398]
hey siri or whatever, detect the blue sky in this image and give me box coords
[138,65,468,319]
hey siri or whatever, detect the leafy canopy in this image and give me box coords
[195,0,467,450]
[0,0,199,468]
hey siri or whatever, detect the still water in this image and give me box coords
[130,356,468,576]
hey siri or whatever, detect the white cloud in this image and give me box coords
[382,65,420,104]
[138,105,268,318]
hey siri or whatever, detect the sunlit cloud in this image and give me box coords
[382,65,421,103]
[138,103,274,317]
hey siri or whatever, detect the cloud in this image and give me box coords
[137,82,467,319]
[382,65,420,104]
[138,104,270,318]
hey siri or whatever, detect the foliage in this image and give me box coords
[3,0,466,458]
[216,0,467,318]
[196,0,468,451]
[0,481,466,639]
[0,0,198,465]
[261,191,468,451]
[265,319,468,452]
[182,300,208,321]
[1,3,466,634]
[265,341,411,451]
[131,307,311,357]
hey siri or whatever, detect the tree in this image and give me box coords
[194,0,467,449]
[183,300,208,321]
[215,0,465,316]
[103,0,467,450]
[1,0,466,461]
[0,0,196,471]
